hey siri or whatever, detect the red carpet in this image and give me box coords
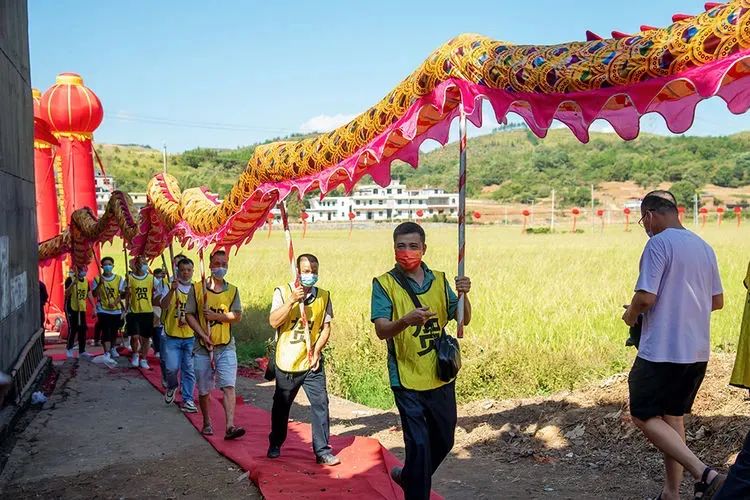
[120,351,442,499]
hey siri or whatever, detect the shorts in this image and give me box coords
[97,313,122,342]
[195,349,237,396]
[126,312,154,338]
[628,356,707,421]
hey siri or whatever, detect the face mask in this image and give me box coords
[300,273,318,288]
[78,271,87,280]
[102,264,114,274]
[179,278,192,285]
[395,250,422,272]
[140,264,149,274]
[211,267,227,279]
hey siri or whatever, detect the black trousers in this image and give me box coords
[393,381,457,500]
[269,362,332,457]
[96,313,121,346]
[716,429,750,499]
[66,310,87,353]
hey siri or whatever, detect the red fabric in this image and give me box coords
[135,359,441,499]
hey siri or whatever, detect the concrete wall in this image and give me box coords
[0,0,38,372]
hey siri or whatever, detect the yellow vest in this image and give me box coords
[195,281,238,346]
[70,279,89,313]
[163,285,194,339]
[275,285,330,373]
[375,270,450,391]
[94,275,123,312]
[127,273,154,313]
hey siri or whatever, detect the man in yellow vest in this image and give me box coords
[371,222,472,499]
[161,257,198,413]
[125,256,159,369]
[64,265,96,359]
[185,250,245,440]
[92,256,125,363]
[266,253,340,466]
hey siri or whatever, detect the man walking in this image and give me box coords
[371,222,472,499]
[623,190,726,500]
[65,266,96,359]
[125,256,158,369]
[161,257,198,413]
[92,256,125,363]
[185,250,245,440]
[266,254,339,465]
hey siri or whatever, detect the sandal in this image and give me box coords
[694,467,727,499]
[224,426,246,440]
[201,423,214,436]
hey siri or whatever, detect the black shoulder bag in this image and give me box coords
[389,268,461,382]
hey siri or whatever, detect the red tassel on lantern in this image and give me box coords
[734,206,742,228]
[571,208,580,232]
[522,209,530,233]
[699,207,708,228]
[623,207,631,232]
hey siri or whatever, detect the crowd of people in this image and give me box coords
[57,202,750,499]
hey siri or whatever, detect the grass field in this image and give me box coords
[103,223,748,409]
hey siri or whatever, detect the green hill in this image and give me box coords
[96,127,750,208]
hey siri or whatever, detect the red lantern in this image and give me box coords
[521,209,530,233]
[472,211,481,220]
[699,207,708,228]
[596,209,604,217]
[571,208,580,232]
[522,209,530,217]
[41,73,104,288]
[677,206,686,223]
[348,211,356,238]
[623,207,631,231]
[300,211,309,238]
[33,88,65,328]
[734,206,743,228]
[416,209,424,218]
[717,207,725,227]
[266,212,274,238]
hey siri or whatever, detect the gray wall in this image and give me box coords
[0,0,38,372]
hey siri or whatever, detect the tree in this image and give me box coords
[669,180,699,207]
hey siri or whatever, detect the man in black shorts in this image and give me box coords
[622,191,726,500]
[125,256,159,369]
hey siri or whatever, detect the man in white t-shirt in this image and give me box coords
[622,190,725,500]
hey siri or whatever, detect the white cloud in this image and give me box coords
[300,113,357,133]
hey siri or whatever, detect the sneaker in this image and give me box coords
[130,354,139,367]
[65,349,74,359]
[124,338,131,350]
[181,400,198,413]
[139,359,150,369]
[165,388,176,404]
[103,352,111,362]
[109,348,120,359]
[267,445,281,459]
[316,454,341,466]
[155,352,161,359]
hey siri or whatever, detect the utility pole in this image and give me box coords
[530,199,535,227]
[693,192,699,227]
[162,143,168,173]
[551,189,556,232]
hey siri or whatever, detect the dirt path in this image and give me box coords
[236,354,749,499]
[0,356,260,499]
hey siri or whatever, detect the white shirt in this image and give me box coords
[634,228,723,363]
[271,285,333,324]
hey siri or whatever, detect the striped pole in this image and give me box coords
[456,109,467,339]
[279,203,312,358]
[198,248,216,372]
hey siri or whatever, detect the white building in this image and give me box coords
[95,174,115,216]
[305,181,458,222]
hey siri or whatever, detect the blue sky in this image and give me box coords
[29,0,749,152]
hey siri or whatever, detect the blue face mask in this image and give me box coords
[300,273,318,288]
[78,271,87,280]
[211,267,227,279]
[140,264,149,275]
[102,264,114,274]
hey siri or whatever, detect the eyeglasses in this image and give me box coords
[638,210,654,227]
